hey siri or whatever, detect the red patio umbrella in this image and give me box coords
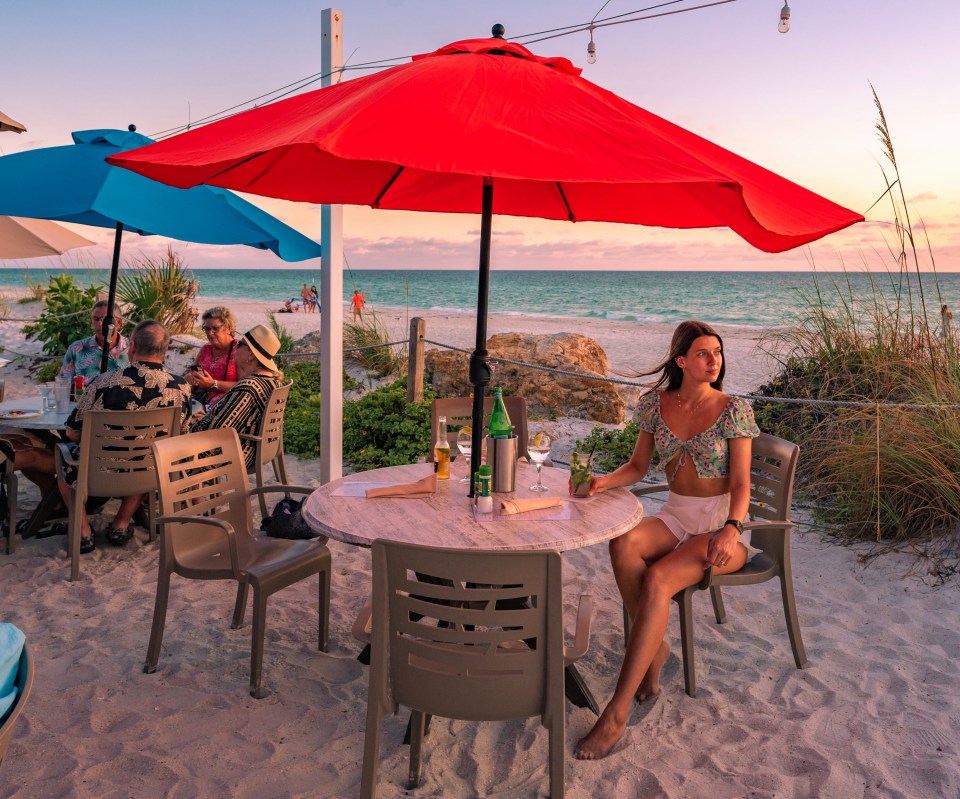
[109,34,863,485]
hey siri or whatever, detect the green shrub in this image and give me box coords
[343,311,406,377]
[268,313,296,353]
[36,360,61,382]
[116,246,198,333]
[22,274,103,356]
[343,377,435,470]
[282,361,323,457]
[574,422,644,474]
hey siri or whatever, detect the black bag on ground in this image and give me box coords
[260,497,326,541]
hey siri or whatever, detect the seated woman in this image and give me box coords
[189,324,284,471]
[574,320,759,760]
[186,306,239,408]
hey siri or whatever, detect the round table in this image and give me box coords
[0,396,74,431]
[302,460,643,551]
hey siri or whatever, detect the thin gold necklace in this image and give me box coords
[676,390,711,414]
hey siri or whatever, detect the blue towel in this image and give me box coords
[0,623,25,722]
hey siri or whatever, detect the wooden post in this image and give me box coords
[407,316,426,402]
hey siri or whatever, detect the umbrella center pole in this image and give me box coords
[468,179,495,496]
[100,221,125,374]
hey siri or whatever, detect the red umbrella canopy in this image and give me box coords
[110,37,862,253]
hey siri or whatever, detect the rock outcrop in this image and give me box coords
[425,332,626,423]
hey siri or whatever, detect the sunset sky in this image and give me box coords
[2,0,958,272]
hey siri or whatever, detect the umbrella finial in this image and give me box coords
[128,124,137,132]
[491,23,505,39]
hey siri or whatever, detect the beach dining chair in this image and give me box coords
[359,540,594,799]
[0,644,35,771]
[146,427,331,698]
[431,395,530,462]
[55,405,180,581]
[626,432,807,697]
[240,380,293,519]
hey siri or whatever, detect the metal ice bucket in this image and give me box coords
[485,435,518,493]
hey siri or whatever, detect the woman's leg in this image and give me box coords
[577,533,746,760]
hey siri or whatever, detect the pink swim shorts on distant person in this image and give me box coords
[651,491,758,556]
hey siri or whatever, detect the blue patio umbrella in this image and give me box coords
[0,127,322,370]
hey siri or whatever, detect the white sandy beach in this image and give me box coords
[1,297,957,798]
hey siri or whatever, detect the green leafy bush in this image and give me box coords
[574,422,644,474]
[37,361,61,382]
[343,377,435,470]
[282,361,323,457]
[22,274,103,356]
[116,246,198,333]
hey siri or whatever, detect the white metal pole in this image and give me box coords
[320,7,344,485]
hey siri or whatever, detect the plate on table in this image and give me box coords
[0,409,42,420]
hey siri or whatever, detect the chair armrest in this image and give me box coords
[156,514,242,577]
[54,442,78,468]
[741,519,797,533]
[352,601,373,645]
[238,432,263,444]
[563,594,595,665]
[630,482,669,498]
[247,484,315,499]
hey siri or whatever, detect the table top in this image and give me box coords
[302,461,643,552]
[0,396,74,431]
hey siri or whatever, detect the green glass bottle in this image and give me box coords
[488,387,513,439]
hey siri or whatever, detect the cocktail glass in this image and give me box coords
[38,383,54,413]
[528,432,551,492]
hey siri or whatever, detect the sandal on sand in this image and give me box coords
[79,535,96,554]
[106,526,134,546]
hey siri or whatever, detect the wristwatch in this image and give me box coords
[724,518,744,534]
[212,380,219,390]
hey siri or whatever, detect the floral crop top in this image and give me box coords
[633,392,759,479]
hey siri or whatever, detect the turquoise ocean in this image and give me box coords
[2,268,958,330]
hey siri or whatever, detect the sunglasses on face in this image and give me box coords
[202,324,224,334]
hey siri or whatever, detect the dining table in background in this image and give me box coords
[302,459,643,713]
[0,395,75,539]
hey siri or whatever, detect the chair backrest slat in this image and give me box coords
[256,381,292,466]
[748,432,800,525]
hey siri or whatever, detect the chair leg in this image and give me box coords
[249,582,268,698]
[360,695,385,799]
[144,567,172,673]
[779,573,808,669]
[318,566,330,653]
[273,452,289,487]
[255,462,269,520]
[548,705,566,799]
[5,473,17,555]
[710,585,727,624]
[677,587,697,698]
[407,710,426,788]
[68,490,84,582]
[232,578,249,629]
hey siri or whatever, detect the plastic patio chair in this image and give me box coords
[431,395,530,462]
[358,540,593,799]
[626,432,807,697]
[1,445,17,555]
[145,426,331,698]
[0,644,35,771]
[55,405,180,581]
[240,380,292,519]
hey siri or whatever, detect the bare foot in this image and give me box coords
[636,639,670,703]
[575,707,627,760]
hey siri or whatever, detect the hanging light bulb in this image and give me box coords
[778,1,791,33]
[587,38,597,63]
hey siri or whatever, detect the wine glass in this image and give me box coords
[527,431,551,492]
[456,427,473,483]
[38,383,54,413]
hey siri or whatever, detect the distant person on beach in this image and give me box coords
[300,283,315,313]
[189,325,284,471]
[58,300,129,383]
[310,284,319,313]
[186,306,239,409]
[351,289,366,321]
[574,320,759,761]
[58,320,191,553]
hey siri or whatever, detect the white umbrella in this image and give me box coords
[0,111,27,134]
[0,215,95,259]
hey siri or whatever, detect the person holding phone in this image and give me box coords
[186,306,239,408]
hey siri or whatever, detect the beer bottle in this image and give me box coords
[434,414,451,479]
[488,387,513,439]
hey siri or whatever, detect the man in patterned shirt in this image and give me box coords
[58,319,192,553]
[58,300,130,383]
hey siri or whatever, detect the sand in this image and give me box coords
[1,297,956,798]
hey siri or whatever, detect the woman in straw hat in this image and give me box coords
[189,324,284,470]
